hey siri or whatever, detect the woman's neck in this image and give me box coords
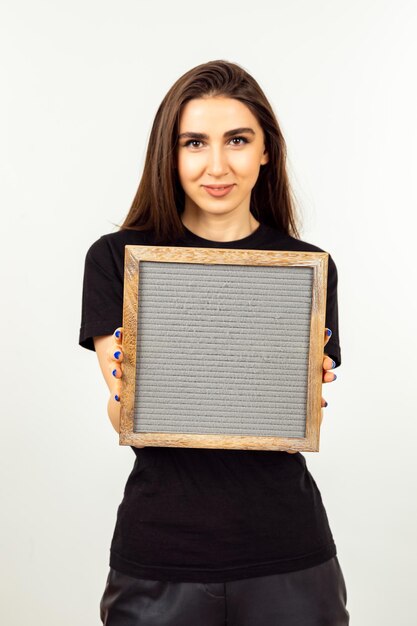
[180,212,260,243]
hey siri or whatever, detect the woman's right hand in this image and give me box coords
[110,326,124,402]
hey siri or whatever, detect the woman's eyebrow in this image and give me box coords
[178,127,256,140]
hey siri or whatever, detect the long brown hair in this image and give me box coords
[116,59,301,244]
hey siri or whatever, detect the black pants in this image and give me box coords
[100,556,349,625]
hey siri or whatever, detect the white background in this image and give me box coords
[1,1,416,624]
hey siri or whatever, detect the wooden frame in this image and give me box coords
[119,246,328,452]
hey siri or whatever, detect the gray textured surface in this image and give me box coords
[133,261,313,437]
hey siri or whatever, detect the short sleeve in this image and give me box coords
[78,236,124,352]
[324,254,342,368]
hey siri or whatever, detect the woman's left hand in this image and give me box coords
[286,327,337,453]
[321,327,337,425]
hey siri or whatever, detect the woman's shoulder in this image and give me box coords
[265,228,339,276]
[278,229,337,265]
[85,228,153,259]
[283,233,328,255]
[82,228,154,284]
[261,223,328,253]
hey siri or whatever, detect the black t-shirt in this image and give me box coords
[79,221,342,583]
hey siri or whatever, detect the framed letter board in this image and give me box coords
[119,246,328,452]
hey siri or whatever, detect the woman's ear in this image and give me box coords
[261,148,269,166]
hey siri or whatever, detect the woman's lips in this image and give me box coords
[202,185,234,197]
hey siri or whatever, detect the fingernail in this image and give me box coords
[115,330,121,338]
[114,351,121,359]
[112,369,117,377]
[333,374,337,381]
[326,329,332,337]
[325,401,328,407]
[331,359,336,369]
[114,394,120,402]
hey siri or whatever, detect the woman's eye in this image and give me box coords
[184,139,201,148]
[230,136,248,146]
[183,136,248,149]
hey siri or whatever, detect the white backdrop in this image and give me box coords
[1,1,416,624]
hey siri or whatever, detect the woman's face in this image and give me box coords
[176,96,269,220]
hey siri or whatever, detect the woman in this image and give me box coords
[79,59,349,625]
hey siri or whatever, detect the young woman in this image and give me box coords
[79,59,349,625]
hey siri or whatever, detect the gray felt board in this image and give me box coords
[133,261,313,437]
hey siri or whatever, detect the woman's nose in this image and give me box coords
[206,147,229,176]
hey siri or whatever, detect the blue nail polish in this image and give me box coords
[112,369,117,377]
[114,351,121,359]
[324,401,328,407]
[333,374,337,381]
[327,329,332,337]
[115,330,121,338]
[115,394,120,402]
[332,359,336,369]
